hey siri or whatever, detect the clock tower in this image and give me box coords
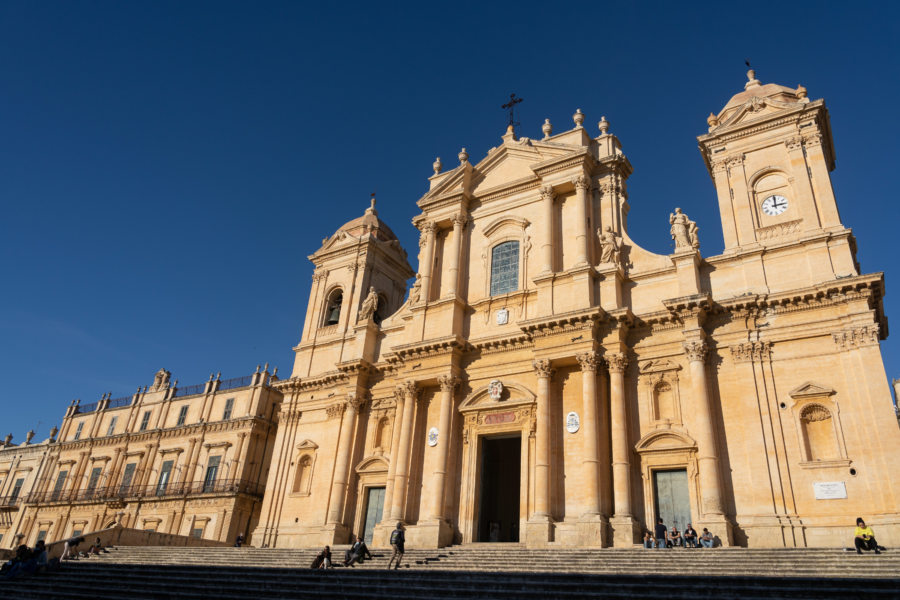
[698,69,857,280]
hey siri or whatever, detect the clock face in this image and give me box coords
[761,195,789,216]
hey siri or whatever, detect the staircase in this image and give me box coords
[4,544,898,599]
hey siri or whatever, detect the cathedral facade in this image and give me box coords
[3,70,898,550]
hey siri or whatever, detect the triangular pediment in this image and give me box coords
[719,96,803,129]
[789,382,836,398]
[296,439,319,450]
[459,381,536,412]
[639,358,682,374]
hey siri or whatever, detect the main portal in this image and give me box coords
[477,435,521,542]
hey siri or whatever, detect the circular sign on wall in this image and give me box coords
[427,427,439,446]
[566,412,580,433]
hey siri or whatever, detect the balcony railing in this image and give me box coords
[173,383,206,398]
[0,495,22,509]
[24,478,263,505]
[218,375,253,391]
[107,395,133,409]
[74,401,99,414]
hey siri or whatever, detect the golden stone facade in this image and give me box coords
[3,70,898,550]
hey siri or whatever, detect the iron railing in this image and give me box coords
[0,495,22,508]
[107,396,133,409]
[218,375,253,391]
[173,383,206,398]
[25,478,263,505]
[74,402,99,414]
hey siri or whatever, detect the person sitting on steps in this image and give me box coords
[699,528,714,548]
[642,530,654,549]
[668,526,683,548]
[310,545,332,569]
[854,518,881,555]
[344,535,373,567]
[683,524,698,548]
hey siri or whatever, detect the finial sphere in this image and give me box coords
[598,116,609,134]
[458,148,469,164]
[573,108,585,128]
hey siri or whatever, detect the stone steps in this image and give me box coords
[5,563,900,600]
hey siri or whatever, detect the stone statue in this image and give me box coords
[596,226,622,264]
[151,368,171,392]
[669,208,699,249]
[408,274,422,304]
[359,287,379,320]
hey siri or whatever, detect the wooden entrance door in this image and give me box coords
[362,487,385,544]
[653,469,692,531]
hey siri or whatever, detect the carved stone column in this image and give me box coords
[683,340,725,516]
[532,359,554,518]
[446,215,466,297]
[573,175,591,266]
[380,392,405,526]
[607,352,638,546]
[326,394,363,526]
[576,352,601,517]
[418,222,437,303]
[389,381,418,522]
[539,185,555,273]
[430,375,459,520]
[226,433,248,481]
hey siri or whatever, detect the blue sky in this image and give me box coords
[1,1,898,441]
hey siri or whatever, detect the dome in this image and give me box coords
[331,197,398,243]
[714,69,808,123]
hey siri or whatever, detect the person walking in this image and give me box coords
[654,518,668,548]
[387,522,405,570]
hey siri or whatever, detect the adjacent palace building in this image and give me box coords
[2,70,898,551]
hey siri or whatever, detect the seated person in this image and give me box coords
[642,530,654,549]
[668,526,683,547]
[683,524,698,548]
[699,528,714,548]
[33,541,48,571]
[310,546,332,569]
[344,535,373,566]
[854,518,881,555]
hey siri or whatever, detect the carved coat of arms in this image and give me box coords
[488,380,504,401]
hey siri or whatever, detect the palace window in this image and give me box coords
[36,530,47,543]
[223,398,234,421]
[203,456,221,492]
[87,467,102,493]
[51,470,68,501]
[323,289,343,326]
[119,463,136,493]
[191,527,204,539]
[490,241,519,296]
[373,417,390,452]
[139,411,151,432]
[800,404,839,461]
[9,478,24,502]
[106,416,118,437]
[176,405,189,427]
[156,460,173,496]
[72,529,82,538]
[73,422,84,441]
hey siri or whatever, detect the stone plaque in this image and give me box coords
[484,411,516,425]
[488,379,504,401]
[496,308,509,325]
[566,411,580,433]
[427,427,439,447]
[813,481,847,500]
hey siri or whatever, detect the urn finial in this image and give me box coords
[598,116,609,134]
[542,118,552,138]
[572,108,585,128]
[433,156,442,174]
[458,147,469,164]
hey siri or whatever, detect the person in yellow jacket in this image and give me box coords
[854,518,881,554]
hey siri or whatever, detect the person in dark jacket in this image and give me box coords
[344,535,373,567]
[387,522,405,570]
[310,546,332,569]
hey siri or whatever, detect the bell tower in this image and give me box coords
[698,69,854,274]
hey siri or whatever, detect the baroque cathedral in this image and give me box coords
[2,69,897,550]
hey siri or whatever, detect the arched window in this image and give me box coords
[292,455,313,494]
[490,241,519,296]
[800,404,839,461]
[323,288,343,326]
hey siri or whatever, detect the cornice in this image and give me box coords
[274,370,347,393]
[469,332,533,355]
[391,335,468,361]
[519,306,606,338]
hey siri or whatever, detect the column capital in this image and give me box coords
[395,380,418,401]
[573,174,590,191]
[532,359,555,379]
[347,391,367,411]
[437,375,460,392]
[606,352,628,373]
[451,213,468,228]
[575,351,601,372]
[683,340,709,363]
[539,184,556,201]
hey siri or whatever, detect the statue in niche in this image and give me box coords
[596,226,622,265]
[669,208,699,249]
[359,287,379,320]
[408,274,422,304]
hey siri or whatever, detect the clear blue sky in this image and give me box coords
[2,1,898,441]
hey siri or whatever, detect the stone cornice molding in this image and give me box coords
[159,447,185,455]
[202,441,232,450]
[326,403,346,420]
[519,306,606,339]
[730,341,773,363]
[274,371,347,393]
[469,332,533,356]
[391,335,467,361]
[88,455,111,462]
[832,325,880,351]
